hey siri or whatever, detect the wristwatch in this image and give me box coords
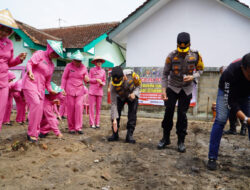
[243,116,248,124]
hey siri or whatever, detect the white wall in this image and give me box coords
[126,0,250,67]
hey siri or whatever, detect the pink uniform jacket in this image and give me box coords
[61,62,88,96]
[0,37,22,88]
[22,48,54,100]
[88,66,106,96]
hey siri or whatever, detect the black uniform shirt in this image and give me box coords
[219,59,250,115]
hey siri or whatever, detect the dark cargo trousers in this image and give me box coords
[116,96,138,132]
[162,88,192,142]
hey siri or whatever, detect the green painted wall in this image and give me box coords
[10,33,59,67]
[9,33,34,67]
[9,33,124,68]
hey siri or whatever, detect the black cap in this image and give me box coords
[242,52,250,69]
[111,66,124,84]
[177,32,190,45]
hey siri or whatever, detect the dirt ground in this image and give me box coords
[0,113,249,190]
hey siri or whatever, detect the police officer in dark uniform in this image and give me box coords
[158,32,204,152]
[108,66,141,143]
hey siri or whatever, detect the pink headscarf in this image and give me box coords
[45,44,58,58]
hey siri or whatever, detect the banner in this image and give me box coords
[107,67,197,107]
[133,67,197,106]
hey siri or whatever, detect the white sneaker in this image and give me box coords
[90,125,96,129]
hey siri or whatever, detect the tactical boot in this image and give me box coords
[108,132,119,141]
[177,137,186,153]
[177,142,186,153]
[240,124,247,136]
[157,130,171,149]
[223,129,237,135]
[125,129,136,144]
[207,159,217,170]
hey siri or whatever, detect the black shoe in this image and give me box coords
[125,135,136,144]
[4,123,12,126]
[95,125,100,129]
[240,124,247,136]
[223,129,237,135]
[108,133,119,141]
[177,142,186,153]
[27,135,37,143]
[125,129,136,144]
[39,133,48,138]
[157,137,171,149]
[68,131,76,134]
[62,116,67,119]
[77,130,84,135]
[207,159,217,170]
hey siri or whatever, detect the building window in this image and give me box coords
[57,60,66,67]
[14,34,21,41]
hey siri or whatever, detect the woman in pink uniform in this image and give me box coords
[61,50,89,134]
[0,10,27,131]
[22,40,63,142]
[88,56,106,129]
[12,79,26,124]
[3,71,16,125]
[39,93,63,139]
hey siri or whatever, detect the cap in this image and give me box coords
[111,66,124,86]
[177,32,190,53]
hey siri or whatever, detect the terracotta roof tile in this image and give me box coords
[16,20,61,47]
[42,22,119,48]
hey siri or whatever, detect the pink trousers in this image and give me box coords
[23,90,44,138]
[3,94,13,123]
[66,95,84,131]
[89,95,102,126]
[13,92,26,123]
[0,87,9,131]
[40,102,61,136]
[59,97,67,117]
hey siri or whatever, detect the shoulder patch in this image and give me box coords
[196,52,204,70]
[166,57,171,64]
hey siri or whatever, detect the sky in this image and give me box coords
[0,0,146,29]
[0,0,249,29]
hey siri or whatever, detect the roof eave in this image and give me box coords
[219,0,250,19]
[109,0,170,43]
